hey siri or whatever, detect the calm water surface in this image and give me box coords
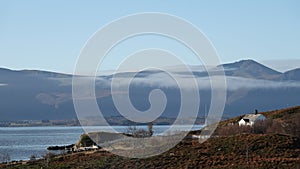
[0,125,203,161]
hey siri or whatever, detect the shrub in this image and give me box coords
[253,119,274,134]
[30,154,37,161]
[42,152,56,159]
[265,120,285,135]
[126,125,152,138]
[78,134,96,147]
[286,113,300,138]
[215,124,252,136]
[215,118,287,136]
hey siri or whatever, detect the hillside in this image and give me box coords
[4,106,300,169]
[218,106,300,128]
[4,134,300,169]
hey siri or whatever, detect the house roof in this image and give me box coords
[242,114,265,122]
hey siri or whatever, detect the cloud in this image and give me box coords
[224,76,300,90]
[51,71,300,92]
[102,73,300,91]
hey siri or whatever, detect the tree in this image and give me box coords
[78,134,96,147]
[148,122,153,136]
[30,154,37,161]
[126,122,152,138]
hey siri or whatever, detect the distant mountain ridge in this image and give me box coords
[0,59,299,121]
[221,59,295,80]
[1,60,299,81]
[281,68,300,81]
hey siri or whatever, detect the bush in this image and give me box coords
[265,120,285,135]
[42,152,56,159]
[30,154,37,161]
[78,134,96,147]
[253,119,272,134]
[215,124,252,136]
[286,113,300,138]
[126,125,152,138]
[215,118,288,136]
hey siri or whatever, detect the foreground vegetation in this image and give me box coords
[215,106,300,137]
[2,106,300,169]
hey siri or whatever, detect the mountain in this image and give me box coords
[0,68,74,120]
[280,68,300,81]
[0,60,299,121]
[221,59,282,80]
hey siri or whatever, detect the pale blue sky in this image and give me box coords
[0,0,299,73]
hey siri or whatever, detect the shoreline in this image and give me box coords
[0,125,204,163]
[3,133,300,169]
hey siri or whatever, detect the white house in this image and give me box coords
[238,114,266,126]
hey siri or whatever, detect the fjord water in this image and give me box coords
[0,125,203,161]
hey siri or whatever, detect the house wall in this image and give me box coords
[238,119,253,126]
[238,114,266,126]
[238,119,247,126]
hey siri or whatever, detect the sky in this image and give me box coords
[0,0,299,74]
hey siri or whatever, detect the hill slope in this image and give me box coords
[5,106,300,169]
